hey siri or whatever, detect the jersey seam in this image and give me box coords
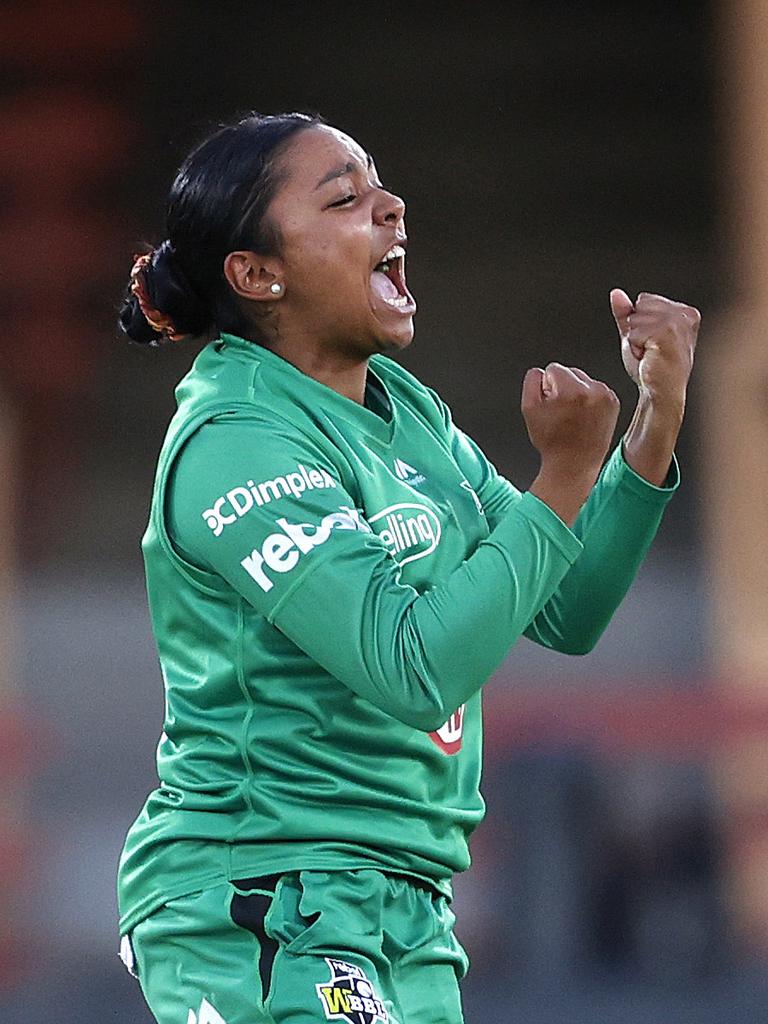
[233,596,257,821]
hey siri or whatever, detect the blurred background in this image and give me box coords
[2,0,768,1021]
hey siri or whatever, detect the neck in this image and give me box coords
[263,325,371,405]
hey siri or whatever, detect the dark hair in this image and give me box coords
[119,111,322,346]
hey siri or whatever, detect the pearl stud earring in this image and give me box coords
[270,283,282,295]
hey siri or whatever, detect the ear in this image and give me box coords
[223,251,285,302]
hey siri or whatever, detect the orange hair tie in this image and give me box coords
[129,252,191,343]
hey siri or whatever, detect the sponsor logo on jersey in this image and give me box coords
[187,997,228,1024]
[368,503,441,567]
[429,703,466,755]
[202,464,337,537]
[315,958,388,1024]
[393,457,426,486]
[460,479,484,515]
[240,505,370,593]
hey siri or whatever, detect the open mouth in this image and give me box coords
[370,243,415,312]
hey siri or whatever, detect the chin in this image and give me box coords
[373,319,415,354]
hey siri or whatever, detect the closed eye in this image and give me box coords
[328,194,356,208]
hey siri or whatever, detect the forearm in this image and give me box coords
[273,493,582,731]
[526,286,696,653]
[525,444,678,654]
[622,390,684,486]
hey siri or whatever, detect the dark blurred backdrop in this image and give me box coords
[4,2,767,1022]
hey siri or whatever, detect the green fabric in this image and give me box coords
[118,333,678,936]
[129,869,468,1024]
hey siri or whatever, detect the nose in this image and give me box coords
[373,188,405,226]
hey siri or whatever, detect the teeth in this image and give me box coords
[375,243,409,308]
[381,243,405,262]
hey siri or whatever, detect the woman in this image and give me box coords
[117,111,698,1024]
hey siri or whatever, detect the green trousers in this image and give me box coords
[126,868,468,1024]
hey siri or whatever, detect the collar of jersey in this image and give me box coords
[217,333,396,445]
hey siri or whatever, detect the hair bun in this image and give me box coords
[118,241,212,345]
[119,112,320,346]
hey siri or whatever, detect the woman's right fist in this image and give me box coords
[522,363,620,478]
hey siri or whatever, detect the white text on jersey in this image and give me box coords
[202,465,336,537]
[240,505,370,592]
[368,503,441,566]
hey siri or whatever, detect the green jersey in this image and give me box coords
[118,332,678,935]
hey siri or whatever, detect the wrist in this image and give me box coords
[635,384,686,427]
[530,459,602,527]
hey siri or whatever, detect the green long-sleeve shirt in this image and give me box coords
[117,333,678,934]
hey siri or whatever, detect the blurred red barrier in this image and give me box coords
[484,684,768,755]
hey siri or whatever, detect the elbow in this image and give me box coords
[565,644,595,657]
[380,635,456,731]
[388,701,451,733]
[380,677,455,732]
[557,634,600,656]
[414,707,455,732]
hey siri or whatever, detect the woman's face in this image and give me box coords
[266,125,415,355]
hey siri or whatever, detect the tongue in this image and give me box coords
[370,270,399,302]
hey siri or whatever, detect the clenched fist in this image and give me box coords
[610,289,699,412]
[523,363,620,526]
[522,363,619,469]
[609,288,700,487]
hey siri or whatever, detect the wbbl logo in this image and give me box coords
[315,958,388,1024]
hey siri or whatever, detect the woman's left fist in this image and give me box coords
[609,289,700,407]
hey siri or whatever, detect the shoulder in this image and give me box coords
[167,415,347,548]
[172,413,338,500]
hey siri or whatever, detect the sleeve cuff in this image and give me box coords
[513,490,584,563]
[605,443,681,502]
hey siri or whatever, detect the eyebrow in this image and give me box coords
[314,153,374,190]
